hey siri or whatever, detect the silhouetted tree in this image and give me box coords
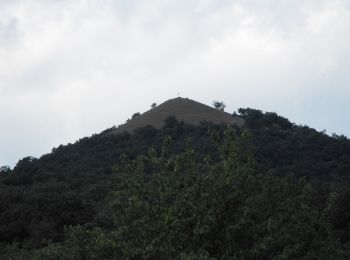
[213,100,226,111]
[132,112,141,119]
[0,166,10,174]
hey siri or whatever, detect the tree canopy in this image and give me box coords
[213,101,226,111]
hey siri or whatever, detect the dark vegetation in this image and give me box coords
[1,108,350,259]
[212,101,226,111]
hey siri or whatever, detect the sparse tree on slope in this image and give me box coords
[213,100,226,111]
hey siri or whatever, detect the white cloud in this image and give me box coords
[1,0,350,166]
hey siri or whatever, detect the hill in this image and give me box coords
[112,97,244,134]
[1,101,350,259]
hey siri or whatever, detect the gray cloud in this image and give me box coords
[1,0,350,166]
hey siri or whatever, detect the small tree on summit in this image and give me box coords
[213,101,226,111]
[151,103,157,109]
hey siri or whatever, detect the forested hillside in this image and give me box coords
[1,108,350,259]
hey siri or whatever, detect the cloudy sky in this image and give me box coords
[1,0,350,167]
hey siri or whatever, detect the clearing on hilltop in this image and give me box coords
[112,97,244,134]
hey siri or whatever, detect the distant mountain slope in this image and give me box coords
[112,97,244,134]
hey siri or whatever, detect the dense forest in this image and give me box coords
[1,109,350,259]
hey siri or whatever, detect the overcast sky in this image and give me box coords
[1,0,350,167]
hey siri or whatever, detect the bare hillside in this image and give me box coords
[112,97,244,134]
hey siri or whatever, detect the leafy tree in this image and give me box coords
[213,101,226,111]
[132,112,141,119]
[13,156,37,174]
[151,103,157,108]
[0,166,10,174]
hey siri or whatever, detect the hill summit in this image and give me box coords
[112,97,244,134]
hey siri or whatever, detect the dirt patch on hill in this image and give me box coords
[111,97,245,134]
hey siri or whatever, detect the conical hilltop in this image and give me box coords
[112,97,244,134]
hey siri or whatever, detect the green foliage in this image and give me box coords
[0,173,116,252]
[29,128,347,259]
[31,226,119,260]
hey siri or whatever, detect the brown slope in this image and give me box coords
[112,97,245,134]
